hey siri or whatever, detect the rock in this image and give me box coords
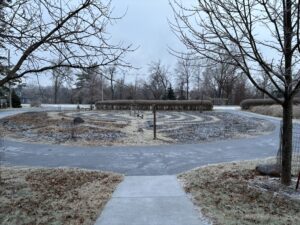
[137,114,144,119]
[256,164,281,177]
[73,117,85,125]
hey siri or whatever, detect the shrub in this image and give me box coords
[240,98,300,110]
[95,100,213,111]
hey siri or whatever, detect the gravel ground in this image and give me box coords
[0,111,275,146]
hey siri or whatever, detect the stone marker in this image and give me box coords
[73,117,85,125]
[256,164,281,177]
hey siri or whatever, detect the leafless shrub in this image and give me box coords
[241,98,300,110]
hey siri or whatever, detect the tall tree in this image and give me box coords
[0,0,133,87]
[145,61,170,100]
[106,65,118,100]
[192,60,203,99]
[52,66,72,104]
[203,56,238,102]
[75,66,99,104]
[167,85,176,100]
[11,89,21,108]
[175,55,194,100]
[171,0,300,185]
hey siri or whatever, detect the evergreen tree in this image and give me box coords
[11,89,21,108]
[75,65,99,104]
[167,85,176,100]
[178,82,186,100]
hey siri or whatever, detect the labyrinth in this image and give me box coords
[0,110,276,146]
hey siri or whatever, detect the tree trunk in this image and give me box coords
[54,80,58,104]
[281,0,293,185]
[186,78,189,100]
[281,98,293,185]
[110,78,114,100]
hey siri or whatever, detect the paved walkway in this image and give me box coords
[95,176,211,225]
[1,108,280,175]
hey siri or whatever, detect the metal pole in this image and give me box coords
[101,72,104,101]
[8,50,12,108]
[153,104,157,140]
[9,83,12,108]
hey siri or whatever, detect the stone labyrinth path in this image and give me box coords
[0,110,277,146]
[1,108,279,175]
[63,110,276,144]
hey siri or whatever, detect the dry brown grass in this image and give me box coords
[249,105,300,119]
[0,167,123,225]
[178,159,300,225]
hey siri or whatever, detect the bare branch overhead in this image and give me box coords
[0,0,135,86]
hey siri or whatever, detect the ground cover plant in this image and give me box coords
[0,167,123,225]
[0,111,275,146]
[178,159,300,225]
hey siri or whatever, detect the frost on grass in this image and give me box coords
[0,167,123,225]
[178,159,300,225]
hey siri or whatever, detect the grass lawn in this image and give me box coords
[178,159,300,225]
[0,167,123,225]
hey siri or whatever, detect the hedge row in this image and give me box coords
[95,100,213,111]
[240,98,300,110]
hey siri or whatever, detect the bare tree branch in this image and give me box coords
[0,0,134,86]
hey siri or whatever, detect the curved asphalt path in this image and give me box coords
[1,107,280,175]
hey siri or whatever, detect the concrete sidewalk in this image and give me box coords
[95,176,211,225]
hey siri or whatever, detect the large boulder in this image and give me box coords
[73,117,85,125]
[256,164,281,177]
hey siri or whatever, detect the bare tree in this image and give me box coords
[232,76,254,104]
[52,66,72,104]
[0,0,10,76]
[192,60,203,99]
[115,72,126,99]
[106,65,118,100]
[0,0,133,86]
[175,55,194,100]
[257,71,273,99]
[204,54,239,102]
[145,61,170,100]
[171,0,300,185]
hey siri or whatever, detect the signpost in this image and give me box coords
[153,104,157,140]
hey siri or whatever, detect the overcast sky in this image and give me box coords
[105,0,195,85]
[109,0,187,83]
[27,0,193,86]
